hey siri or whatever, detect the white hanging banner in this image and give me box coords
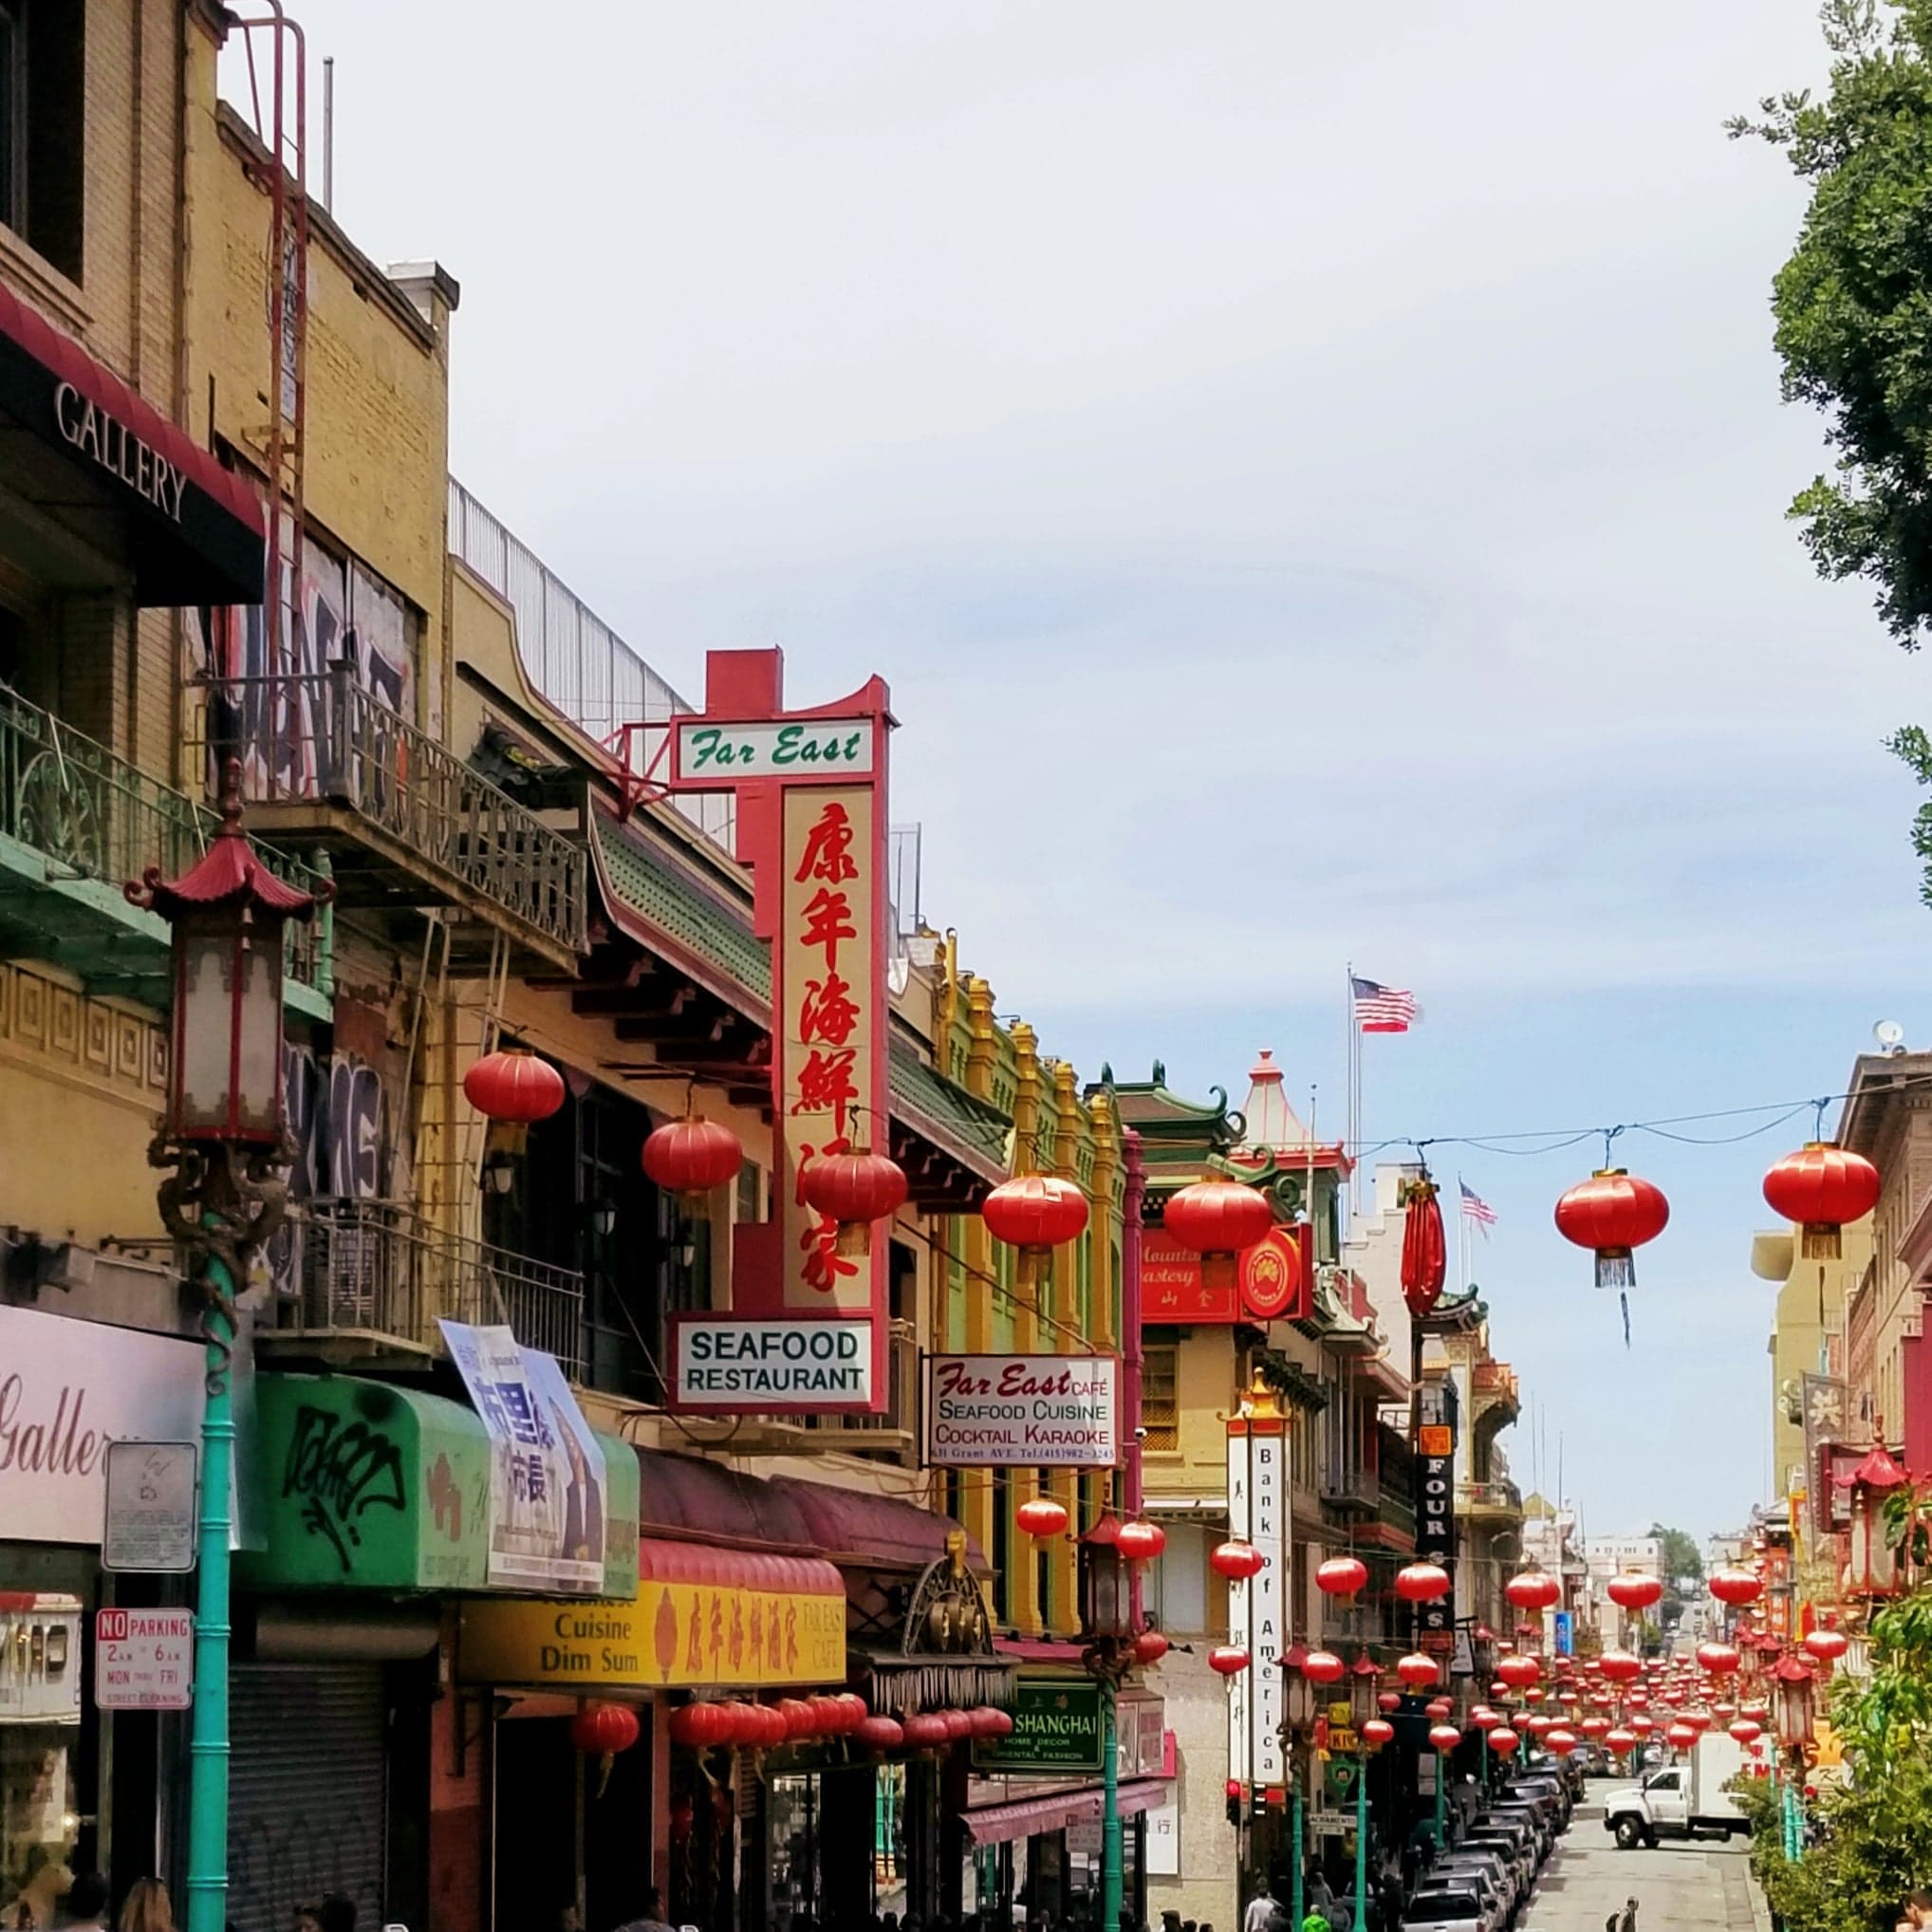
[1227,1390,1288,1793]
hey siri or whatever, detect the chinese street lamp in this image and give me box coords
[1347,1657,1381,1932]
[1279,1644,1319,1932]
[1839,1435,1910,1599]
[129,760,328,1932]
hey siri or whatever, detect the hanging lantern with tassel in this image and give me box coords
[1762,1142,1880,1260]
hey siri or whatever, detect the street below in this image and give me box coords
[1520,1805,1762,1932]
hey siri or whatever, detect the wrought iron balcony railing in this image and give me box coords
[0,688,327,995]
[1458,1477,1522,1516]
[279,1196,585,1377]
[192,667,587,957]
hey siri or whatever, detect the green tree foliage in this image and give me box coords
[1731,0,1932,646]
[1647,1524,1705,1588]
[1736,2,1932,899]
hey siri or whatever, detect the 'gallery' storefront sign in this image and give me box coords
[921,1353,1120,1467]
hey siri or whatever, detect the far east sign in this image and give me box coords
[921,1354,1121,1467]
[663,653,892,1416]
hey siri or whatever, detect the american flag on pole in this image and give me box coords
[1350,976,1417,1033]
[1459,1179,1497,1230]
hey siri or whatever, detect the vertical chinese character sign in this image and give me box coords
[1227,1382,1286,1798]
[663,650,891,1413]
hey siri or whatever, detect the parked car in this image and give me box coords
[1399,1890,1490,1932]
[1410,1867,1507,1932]
[1432,1849,1521,1919]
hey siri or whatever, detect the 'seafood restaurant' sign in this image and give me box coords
[922,1354,1120,1467]
[662,656,895,1416]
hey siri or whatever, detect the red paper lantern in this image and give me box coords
[667,1702,724,1749]
[1117,1519,1166,1563]
[1505,1570,1562,1613]
[940,1709,975,1741]
[1401,1177,1448,1319]
[1628,1715,1655,1737]
[1316,1556,1368,1598]
[1728,1718,1762,1746]
[1697,1642,1740,1676]
[1546,1728,1579,1756]
[1429,1723,1462,1752]
[1709,1568,1763,1607]
[1497,1654,1541,1690]
[717,1700,758,1745]
[1163,1179,1274,1290]
[1598,1650,1643,1683]
[1605,1727,1637,1756]
[1470,1706,1501,1732]
[465,1049,565,1124]
[1397,1653,1440,1690]
[641,1113,743,1196]
[1487,1726,1520,1756]
[901,1712,950,1750]
[855,1715,904,1753]
[1554,1168,1668,1286]
[1211,1540,1268,1581]
[1802,1627,1849,1665]
[1017,1497,1069,1538]
[1579,1717,1609,1738]
[1378,1691,1402,1714]
[1209,1645,1252,1677]
[801,1149,908,1253]
[1395,1562,1452,1604]
[777,1698,815,1738]
[1302,1649,1346,1685]
[981,1174,1090,1253]
[1362,1718,1395,1749]
[1763,1142,1880,1259]
[1606,1574,1663,1611]
[1132,1630,1171,1665]
[971,1706,1014,1739]
[1425,1698,1453,1719]
[571,1701,641,1756]
[1666,1721,1698,1750]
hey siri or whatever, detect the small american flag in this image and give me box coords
[1459,1179,1497,1229]
[1351,976,1417,1033]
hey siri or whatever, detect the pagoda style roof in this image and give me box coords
[1090,1060,1240,1183]
[1236,1049,1348,1169]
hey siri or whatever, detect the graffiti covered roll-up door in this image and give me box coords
[229,1662,387,1932]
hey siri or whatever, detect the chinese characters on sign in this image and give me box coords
[440,1321,607,1594]
[1228,1396,1286,1794]
[780,786,879,1311]
[1141,1226,1309,1323]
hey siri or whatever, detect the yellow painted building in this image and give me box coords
[1753,1217,1870,1498]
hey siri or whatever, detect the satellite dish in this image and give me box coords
[1875,1019,1906,1054]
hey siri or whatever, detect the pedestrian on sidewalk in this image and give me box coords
[57,1876,109,1932]
[116,1881,171,1932]
[1894,1888,1932,1931]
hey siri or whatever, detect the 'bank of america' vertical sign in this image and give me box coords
[1227,1384,1287,1794]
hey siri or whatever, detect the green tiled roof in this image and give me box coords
[592,812,771,1009]
[891,1042,1012,1180]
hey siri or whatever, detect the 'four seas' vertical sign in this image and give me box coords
[663,650,893,1416]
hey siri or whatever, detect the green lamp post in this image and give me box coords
[1347,1660,1384,1932]
[131,761,327,1932]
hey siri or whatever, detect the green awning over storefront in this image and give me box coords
[239,1372,639,1599]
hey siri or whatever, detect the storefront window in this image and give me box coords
[769,1774,820,1930]
[0,1591,84,1929]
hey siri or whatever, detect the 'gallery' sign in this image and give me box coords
[921,1354,1121,1467]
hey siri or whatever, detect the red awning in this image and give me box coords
[637,1536,842,1600]
[767,1475,985,1571]
[0,280,265,604]
[961,1778,1170,1847]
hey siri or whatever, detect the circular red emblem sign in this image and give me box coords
[1238,1226,1302,1321]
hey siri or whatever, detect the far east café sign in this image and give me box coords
[664,649,893,1416]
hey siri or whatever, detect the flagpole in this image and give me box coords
[1345,963,1358,1233]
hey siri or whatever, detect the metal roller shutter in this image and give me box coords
[230,1661,386,1932]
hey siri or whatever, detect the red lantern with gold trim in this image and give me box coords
[1017,1495,1069,1539]
[1211,1540,1268,1581]
[1763,1142,1880,1259]
[1316,1556,1368,1599]
[1554,1168,1668,1287]
[1117,1518,1166,1563]
[801,1147,908,1255]
[1163,1179,1274,1291]
[465,1049,566,1124]
[641,1113,744,1201]
[1401,1175,1448,1318]
[982,1174,1090,1254]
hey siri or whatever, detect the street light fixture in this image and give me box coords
[129,760,328,1932]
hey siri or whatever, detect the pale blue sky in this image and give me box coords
[288,0,1932,1537]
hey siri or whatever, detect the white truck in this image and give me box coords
[1602,1732,1749,1848]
